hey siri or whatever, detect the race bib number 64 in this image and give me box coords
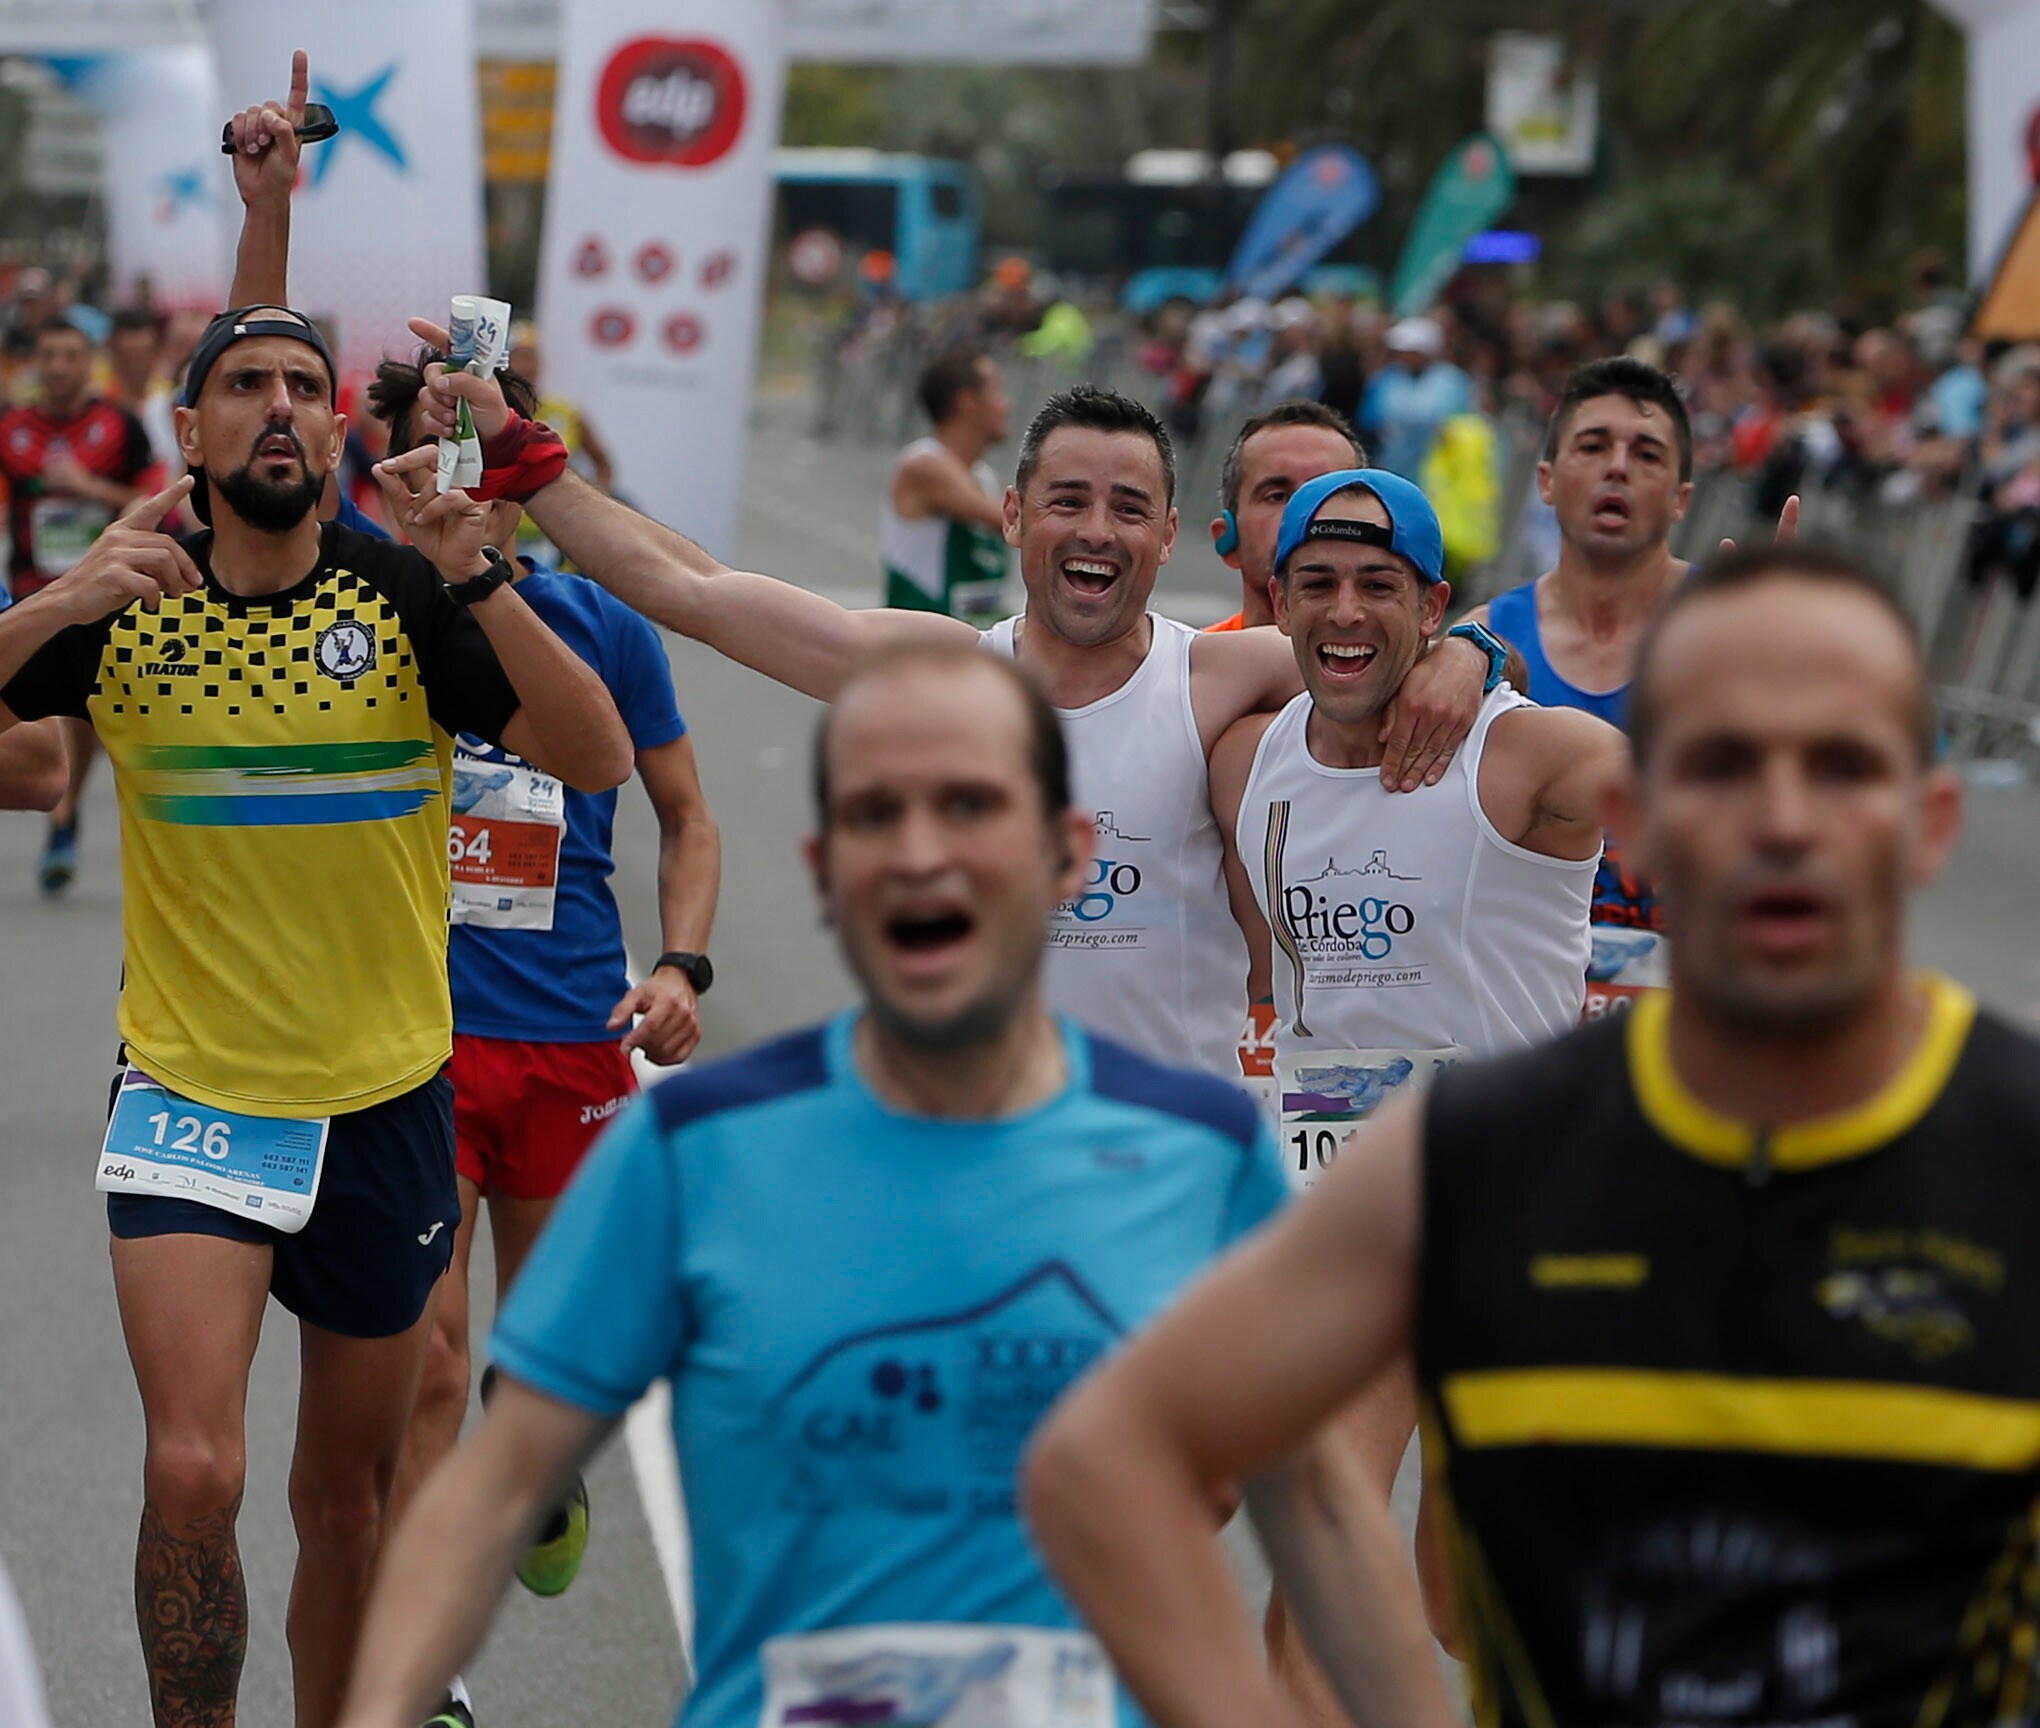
[448,753,566,931]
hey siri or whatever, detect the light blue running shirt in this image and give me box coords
[493,1012,1287,1728]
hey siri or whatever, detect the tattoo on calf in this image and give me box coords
[136,1499,247,1727]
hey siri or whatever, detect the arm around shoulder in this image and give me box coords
[1210,711,1278,1010]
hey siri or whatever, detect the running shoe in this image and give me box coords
[37,823,76,896]
[515,1471,589,1597]
[420,1695,473,1728]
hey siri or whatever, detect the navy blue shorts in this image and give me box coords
[108,1070,459,1339]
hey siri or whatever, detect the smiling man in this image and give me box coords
[389,357,1500,1080]
[1027,545,2040,1728]
[334,644,1289,1728]
[1208,468,1619,1702]
[1214,469,1620,1166]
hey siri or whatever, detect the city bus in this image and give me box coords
[772,149,981,301]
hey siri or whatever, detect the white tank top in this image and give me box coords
[1239,687,1595,1184]
[981,613,1246,1076]
[1240,687,1593,1136]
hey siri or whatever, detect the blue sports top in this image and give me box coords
[492,1013,1288,1728]
[1485,579,1630,726]
[1486,576,1676,1000]
[448,561,686,1042]
[333,494,391,540]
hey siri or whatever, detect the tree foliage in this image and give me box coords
[779,1,1970,310]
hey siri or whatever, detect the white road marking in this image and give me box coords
[621,959,695,1678]
[624,1380,695,1681]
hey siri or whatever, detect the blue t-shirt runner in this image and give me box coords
[448,559,686,1047]
[445,559,690,1210]
[493,1014,1289,1728]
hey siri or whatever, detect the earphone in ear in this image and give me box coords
[1214,509,1240,557]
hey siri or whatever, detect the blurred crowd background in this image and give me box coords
[0,0,2034,759]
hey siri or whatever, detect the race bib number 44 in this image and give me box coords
[448,754,565,931]
[98,1070,329,1232]
[760,1624,1114,1728]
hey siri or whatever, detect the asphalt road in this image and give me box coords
[4,392,2037,1725]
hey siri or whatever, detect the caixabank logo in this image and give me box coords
[595,36,748,168]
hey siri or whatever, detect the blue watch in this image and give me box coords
[1446,620,1509,694]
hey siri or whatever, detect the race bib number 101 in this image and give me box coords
[1278,1047,1461,1191]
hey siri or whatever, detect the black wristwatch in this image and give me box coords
[654,950,714,994]
[1445,620,1510,694]
[444,544,514,608]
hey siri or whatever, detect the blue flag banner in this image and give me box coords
[1226,146,1380,301]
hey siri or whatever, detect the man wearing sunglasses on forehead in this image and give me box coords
[0,270,630,1728]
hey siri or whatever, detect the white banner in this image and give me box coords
[60,49,227,310]
[0,0,1159,64]
[1486,32,1597,178]
[537,1,787,558]
[785,0,1156,64]
[1927,0,2040,283]
[205,0,487,380]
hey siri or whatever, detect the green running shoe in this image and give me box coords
[420,1695,473,1728]
[516,1471,589,1597]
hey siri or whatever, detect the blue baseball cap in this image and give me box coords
[1273,467,1445,585]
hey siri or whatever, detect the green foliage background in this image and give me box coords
[784,0,1970,316]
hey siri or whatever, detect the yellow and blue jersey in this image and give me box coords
[1,522,519,1115]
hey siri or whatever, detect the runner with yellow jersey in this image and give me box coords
[0,304,629,1728]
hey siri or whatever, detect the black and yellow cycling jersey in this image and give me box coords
[1419,977,2040,1728]
[1,522,518,1116]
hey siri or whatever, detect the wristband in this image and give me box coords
[1446,620,1509,694]
[473,414,571,504]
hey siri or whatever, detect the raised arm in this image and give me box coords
[385,344,979,701]
[374,464,631,792]
[1024,1094,1452,1728]
[224,49,308,307]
